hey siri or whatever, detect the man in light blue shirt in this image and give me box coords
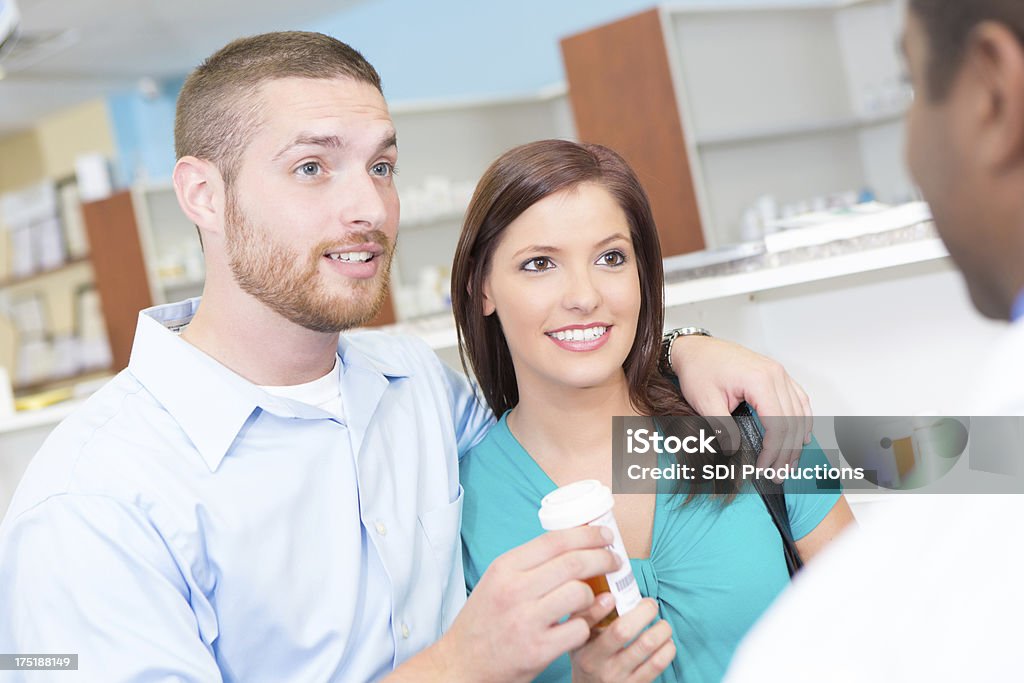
[0,32,814,682]
[3,298,485,681]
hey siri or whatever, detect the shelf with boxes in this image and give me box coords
[0,255,91,289]
[0,173,159,405]
[561,0,914,252]
[0,180,114,397]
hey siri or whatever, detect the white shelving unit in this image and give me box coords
[132,182,205,304]
[660,0,915,247]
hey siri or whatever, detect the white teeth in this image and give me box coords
[549,326,607,342]
[328,251,373,263]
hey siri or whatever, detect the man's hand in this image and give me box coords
[390,526,621,683]
[570,598,676,683]
[672,335,812,472]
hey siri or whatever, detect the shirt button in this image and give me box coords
[401,622,410,639]
[374,520,387,536]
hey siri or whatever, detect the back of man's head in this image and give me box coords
[174,31,382,186]
[911,0,1024,100]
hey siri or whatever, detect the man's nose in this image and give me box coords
[336,171,390,230]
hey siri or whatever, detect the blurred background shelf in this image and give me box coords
[695,110,904,148]
[0,255,90,288]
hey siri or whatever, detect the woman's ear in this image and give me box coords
[480,278,496,316]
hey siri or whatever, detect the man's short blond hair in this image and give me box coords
[174,31,383,184]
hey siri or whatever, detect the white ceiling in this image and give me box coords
[0,0,369,135]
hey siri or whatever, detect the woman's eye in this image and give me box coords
[297,162,322,177]
[523,257,554,272]
[599,250,626,266]
[371,162,395,177]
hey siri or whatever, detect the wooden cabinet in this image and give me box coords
[561,0,913,251]
[80,191,154,371]
[561,8,704,257]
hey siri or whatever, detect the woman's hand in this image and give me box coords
[571,597,676,683]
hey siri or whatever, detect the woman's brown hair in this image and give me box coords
[452,140,746,502]
[451,139,696,422]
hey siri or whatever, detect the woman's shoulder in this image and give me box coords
[459,413,551,584]
[460,412,515,474]
[460,412,542,501]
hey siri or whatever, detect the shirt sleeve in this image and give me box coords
[783,435,843,540]
[440,362,496,460]
[0,494,223,682]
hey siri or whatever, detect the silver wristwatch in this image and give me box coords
[659,327,712,375]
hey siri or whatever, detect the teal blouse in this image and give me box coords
[460,412,841,683]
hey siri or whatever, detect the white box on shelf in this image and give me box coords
[75,153,114,202]
[33,217,66,271]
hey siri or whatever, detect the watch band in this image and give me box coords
[660,326,712,375]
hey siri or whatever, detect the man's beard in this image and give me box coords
[224,190,394,333]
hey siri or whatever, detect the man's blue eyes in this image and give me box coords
[295,161,396,177]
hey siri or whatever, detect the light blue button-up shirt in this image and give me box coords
[0,299,494,682]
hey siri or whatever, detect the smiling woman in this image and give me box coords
[452,139,854,683]
[478,181,641,393]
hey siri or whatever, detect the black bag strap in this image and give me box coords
[731,403,804,577]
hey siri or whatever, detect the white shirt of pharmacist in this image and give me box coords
[538,480,643,626]
[970,317,1024,415]
[723,495,1024,682]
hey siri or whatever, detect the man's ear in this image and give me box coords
[173,156,225,236]
[963,21,1024,171]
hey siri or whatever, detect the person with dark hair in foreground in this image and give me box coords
[726,2,1024,680]
[0,31,816,683]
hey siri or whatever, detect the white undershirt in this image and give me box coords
[259,354,344,420]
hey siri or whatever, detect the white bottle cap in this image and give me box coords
[538,479,614,531]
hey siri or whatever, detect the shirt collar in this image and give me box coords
[1012,289,1024,323]
[336,333,411,380]
[127,299,410,472]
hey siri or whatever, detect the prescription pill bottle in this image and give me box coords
[538,479,642,628]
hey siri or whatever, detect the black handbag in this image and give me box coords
[732,403,804,577]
